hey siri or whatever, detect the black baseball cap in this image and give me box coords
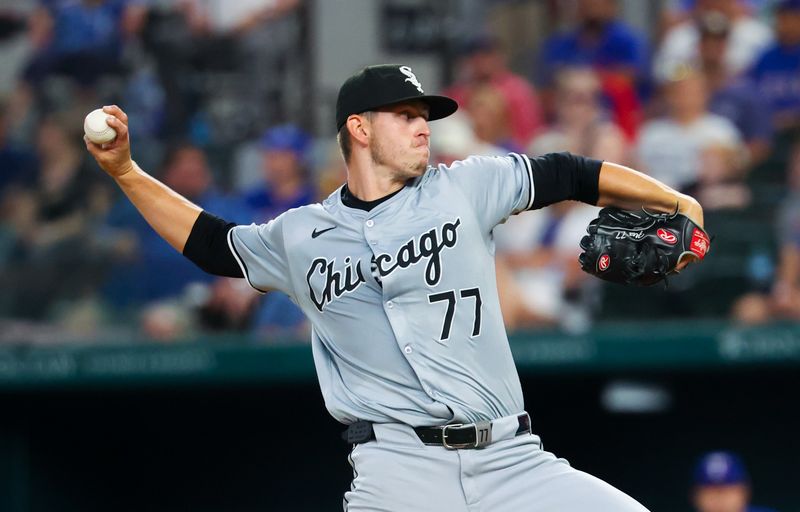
[335,64,458,131]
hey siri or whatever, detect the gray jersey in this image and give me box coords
[228,153,535,426]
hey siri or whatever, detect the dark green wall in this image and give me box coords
[1,368,795,512]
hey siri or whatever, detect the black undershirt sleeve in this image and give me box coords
[182,211,243,278]
[528,152,603,210]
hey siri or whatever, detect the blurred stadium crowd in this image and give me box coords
[0,0,799,344]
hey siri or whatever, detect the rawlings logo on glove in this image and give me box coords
[579,207,710,286]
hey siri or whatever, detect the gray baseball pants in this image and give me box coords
[343,412,650,512]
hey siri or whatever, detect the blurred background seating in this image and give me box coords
[0,0,797,342]
[0,2,797,511]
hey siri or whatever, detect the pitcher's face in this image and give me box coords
[368,101,431,180]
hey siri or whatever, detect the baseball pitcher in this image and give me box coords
[86,64,708,511]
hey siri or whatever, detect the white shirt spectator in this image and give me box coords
[494,204,598,320]
[204,0,275,32]
[637,113,741,190]
[654,16,773,81]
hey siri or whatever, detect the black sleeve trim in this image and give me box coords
[182,211,244,278]
[528,152,602,210]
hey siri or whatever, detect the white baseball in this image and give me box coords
[83,108,117,144]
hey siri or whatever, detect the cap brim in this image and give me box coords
[377,94,459,121]
[423,95,459,121]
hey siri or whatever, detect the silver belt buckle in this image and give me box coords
[441,423,464,449]
[442,421,493,449]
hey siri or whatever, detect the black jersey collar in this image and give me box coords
[340,183,405,212]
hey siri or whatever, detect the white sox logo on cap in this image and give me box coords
[399,66,424,93]
[335,64,457,130]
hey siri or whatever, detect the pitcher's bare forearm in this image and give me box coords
[114,161,202,253]
[525,155,703,228]
[84,105,202,253]
[597,161,704,227]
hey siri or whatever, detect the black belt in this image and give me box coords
[342,413,531,450]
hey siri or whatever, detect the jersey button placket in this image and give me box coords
[365,219,378,248]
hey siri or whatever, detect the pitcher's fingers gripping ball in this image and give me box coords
[83,105,134,179]
[579,207,711,286]
[84,108,118,144]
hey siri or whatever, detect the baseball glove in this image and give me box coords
[578,207,711,286]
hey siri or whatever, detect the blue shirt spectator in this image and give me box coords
[538,0,648,137]
[691,451,779,512]
[24,0,147,86]
[103,145,252,306]
[245,185,316,224]
[655,0,773,83]
[241,124,315,335]
[750,45,800,128]
[670,0,769,14]
[42,0,131,56]
[0,99,37,194]
[749,0,800,129]
[251,292,308,338]
[243,124,316,222]
[539,0,648,86]
[709,79,773,145]
[0,145,37,194]
[105,188,251,305]
[696,10,773,158]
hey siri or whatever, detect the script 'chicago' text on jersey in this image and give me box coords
[306,218,461,312]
